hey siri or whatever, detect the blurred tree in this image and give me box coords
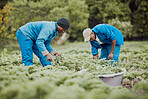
[85,0,102,28]
[0,0,7,9]
[10,0,62,29]
[67,0,89,41]
[8,0,89,41]
[0,2,14,39]
[48,7,69,22]
[129,0,148,40]
[3,0,147,41]
[0,0,12,9]
[85,0,131,28]
[108,18,133,40]
[8,0,69,39]
[85,0,148,40]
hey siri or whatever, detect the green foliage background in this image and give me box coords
[0,0,147,41]
[130,0,148,40]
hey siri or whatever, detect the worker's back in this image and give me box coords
[19,21,57,41]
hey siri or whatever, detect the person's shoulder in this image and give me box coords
[92,24,103,30]
[94,24,106,28]
[39,21,56,26]
[26,21,55,23]
[104,24,116,29]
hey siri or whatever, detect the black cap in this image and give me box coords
[57,18,70,29]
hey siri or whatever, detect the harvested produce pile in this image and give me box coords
[0,42,148,99]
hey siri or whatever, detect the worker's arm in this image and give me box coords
[45,40,56,55]
[90,40,101,60]
[36,27,51,54]
[45,53,54,62]
[101,25,116,60]
[108,39,116,60]
[36,27,55,62]
[45,40,63,57]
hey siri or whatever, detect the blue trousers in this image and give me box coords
[16,29,51,67]
[99,44,121,63]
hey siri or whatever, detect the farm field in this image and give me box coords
[0,41,148,99]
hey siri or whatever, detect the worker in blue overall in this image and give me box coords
[83,24,124,64]
[16,18,70,67]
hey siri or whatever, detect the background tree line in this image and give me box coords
[0,0,147,41]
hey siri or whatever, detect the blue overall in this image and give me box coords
[16,21,58,67]
[90,24,124,62]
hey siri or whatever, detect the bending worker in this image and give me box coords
[83,24,124,63]
[16,18,70,67]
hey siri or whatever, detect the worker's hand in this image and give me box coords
[55,52,64,58]
[55,52,61,56]
[93,54,98,60]
[108,53,113,60]
[46,53,55,62]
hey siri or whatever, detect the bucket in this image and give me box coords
[96,68,126,86]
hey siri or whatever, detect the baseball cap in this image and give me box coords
[83,28,92,42]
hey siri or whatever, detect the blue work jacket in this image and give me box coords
[20,21,58,53]
[90,24,124,55]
